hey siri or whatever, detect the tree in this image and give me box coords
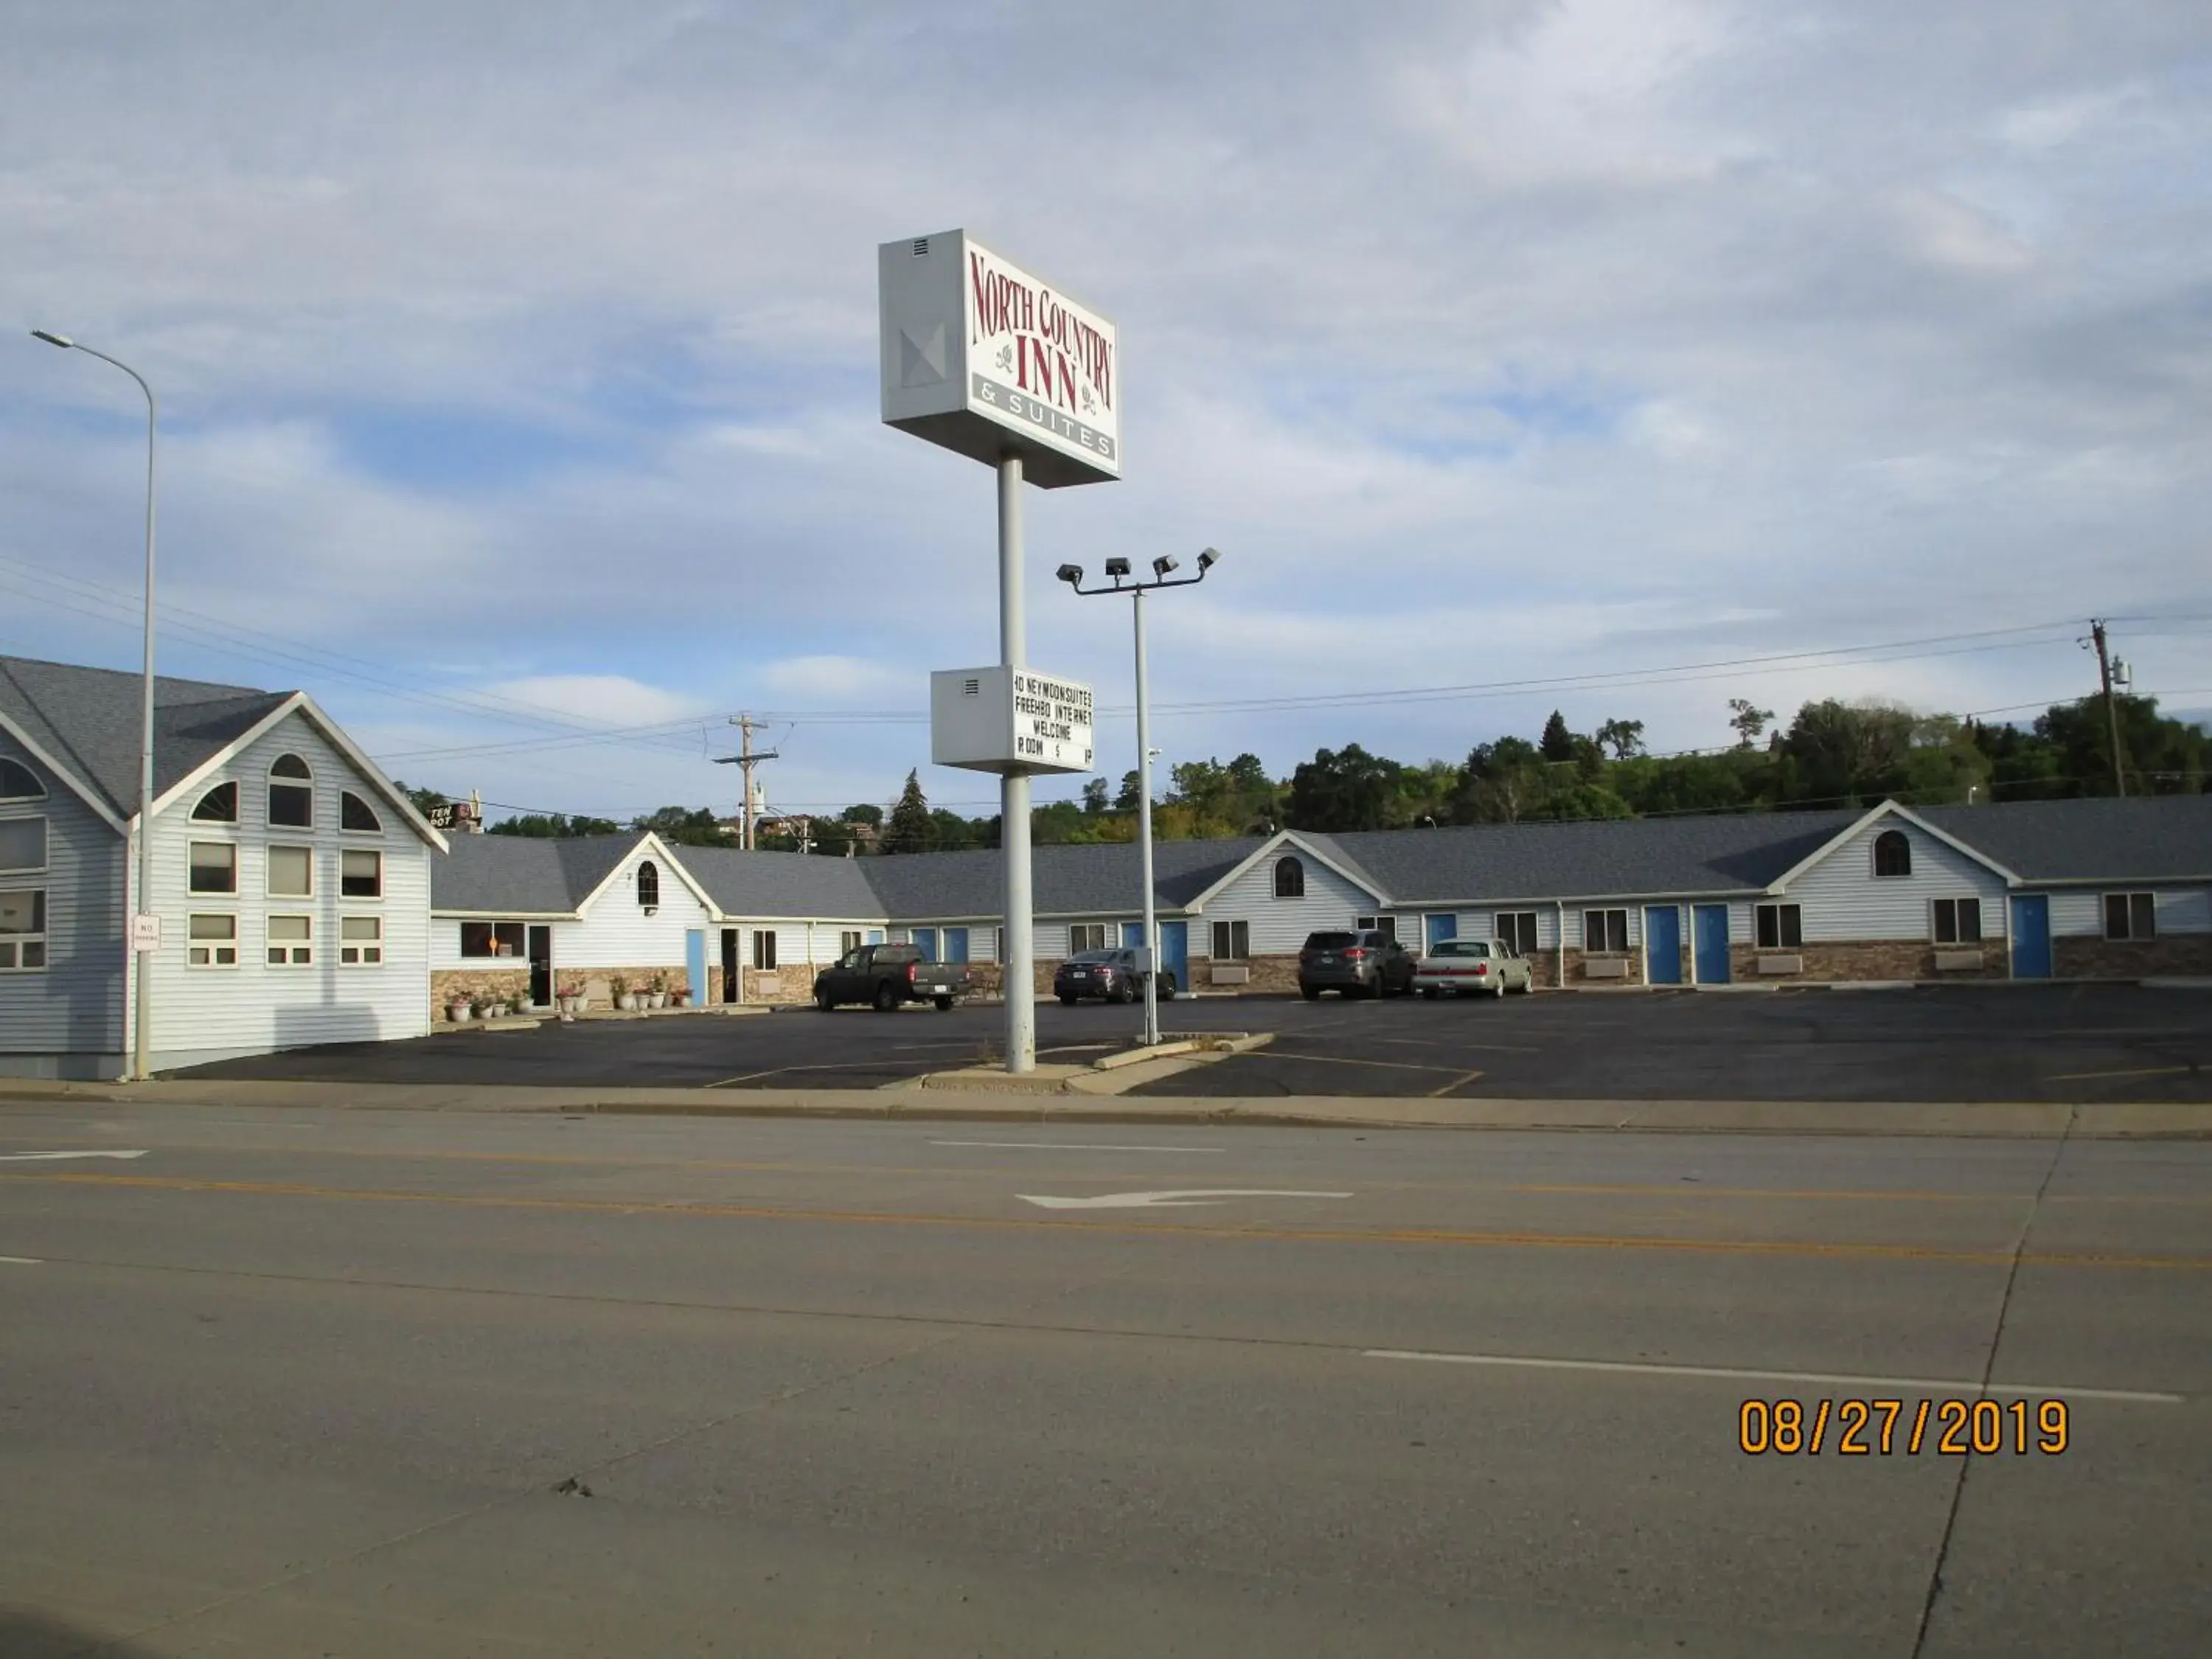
[1594,718,1646,761]
[1451,737,1545,823]
[840,803,884,827]
[1287,743,1403,832]
[1114,769,1143,812]
[1539,711,1576,762]
[880,771,932,855]
[1728,699,1775,748]
[629,805,728,847]
[388,779,453,818]
[1080,776,1110,815]
[489,812,621,838]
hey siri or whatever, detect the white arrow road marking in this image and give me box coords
[0,1150,149,1162]
[1018,1189,1352,1211]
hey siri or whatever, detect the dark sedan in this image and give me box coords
[1054,948,1178,1006]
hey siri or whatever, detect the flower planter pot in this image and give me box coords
[670,992,689,1009]
[616,994,639,1012]
[557,995,581,1016]
[649,992,669,1009]
[448,1004,473,1023]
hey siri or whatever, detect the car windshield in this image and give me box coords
[1305,932,1357,950]
[1067,950,1119,964]
[1431,941,1491,958]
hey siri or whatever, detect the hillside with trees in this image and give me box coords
[467,692,2207,852]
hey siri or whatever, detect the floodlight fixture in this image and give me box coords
[1152,555,1179,579]
[1104,557,1132,580]
[1057,563,1083,585]
[1197,546,1219,572]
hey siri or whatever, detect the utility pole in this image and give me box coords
[712,715,779,849]
[2090,619,2125,797]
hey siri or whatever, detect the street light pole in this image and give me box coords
[1130,583,1158,1046]
[34,331,158,1082]
[1057,549,1220,1050]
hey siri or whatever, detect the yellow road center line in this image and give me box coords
[5,1171,2205,1270]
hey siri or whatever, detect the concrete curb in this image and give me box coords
[1,1077,2207,1138]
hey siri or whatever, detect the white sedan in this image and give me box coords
[1414,939,1534,999]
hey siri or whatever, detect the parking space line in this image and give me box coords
[1425,1071,1484,1098]
[2048,1065,2196,1082]
[0,1255,41,1265]
[929,1140,1225,1153]
[1250,1048,1478,1077]
[1363,1349,2185,1404]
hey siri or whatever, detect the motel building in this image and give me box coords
[6,653,2209,1075]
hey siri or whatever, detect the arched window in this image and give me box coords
[1273,855,1305,899]
[341,790,382,832]
[192,782,238,822]
[0,757,44,801]
[637,859,660,910]
[268,754,313,828]
[1873,829,1912,878]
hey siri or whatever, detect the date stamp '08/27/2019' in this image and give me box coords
[1740,1398,2070,1457]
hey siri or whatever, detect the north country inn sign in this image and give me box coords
[878,230,1120,488]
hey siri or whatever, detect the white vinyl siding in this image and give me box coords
[0,733,125,1066]
[555,847,710,970]
[1778,821,2008,942]
[142,710,433,1065]
[1203,844,1384,955]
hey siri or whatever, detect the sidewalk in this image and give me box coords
[0,1077,2206,1138]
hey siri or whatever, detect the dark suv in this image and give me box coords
[1054,948,1178,1006]
[1298,930,1416,1000]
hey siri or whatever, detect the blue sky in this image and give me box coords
[3,0,2208,824]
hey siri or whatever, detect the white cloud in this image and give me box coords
[480,675,709,728]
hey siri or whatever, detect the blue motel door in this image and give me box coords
[1693,904,1731,984]
[1644,906,1682,984]
[2010,895,2052,978]
[1158,920,1188,991]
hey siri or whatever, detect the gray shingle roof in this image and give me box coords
[0,654,292,818]
[676,845,883,917]
[1312,812,1865,905]
[431,832,649,914]
[1920,797,2212,881]
[857,838,1268,921]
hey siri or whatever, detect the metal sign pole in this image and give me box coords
[1133,584,1160,1048]
[998,454,1035,1073]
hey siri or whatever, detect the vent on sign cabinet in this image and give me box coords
[913,239,928,257]
[963,678,980,695]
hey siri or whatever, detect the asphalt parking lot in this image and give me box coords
[176,984,2212,1102]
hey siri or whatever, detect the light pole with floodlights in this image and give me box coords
[32,330,159,1081]
[1056,549,1220,1048]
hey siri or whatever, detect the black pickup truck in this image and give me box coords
[813,942,973,1012]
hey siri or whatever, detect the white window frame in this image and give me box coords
[0,757,46,802]
[1872,829,1912,879]
[266,914,313,968]
[753,929,778,970]
[460,920,526,959]
[1272,856,1305,900]
[1931,897,1982,945]
[0,815,46,877]
[1069,922,1108,954]
[1209,918,1251,961]
[191,781,238,823]
[267,754,315,830]
[188,839,237,896]
[0,888,46,972]
[2103,892,2157,942]
[266,844,315,900]
[340,915,383,967]
[339,847,383,900]
[841,929,863,955]
[187,912,240,968]
[1495,911,1540,956]
[1583,908,1630,954]
[339,790,383,834]
[1755,902,1803,950]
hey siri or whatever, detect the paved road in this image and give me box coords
[1,1099,2208,1655]
[177,984,2212,1102]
